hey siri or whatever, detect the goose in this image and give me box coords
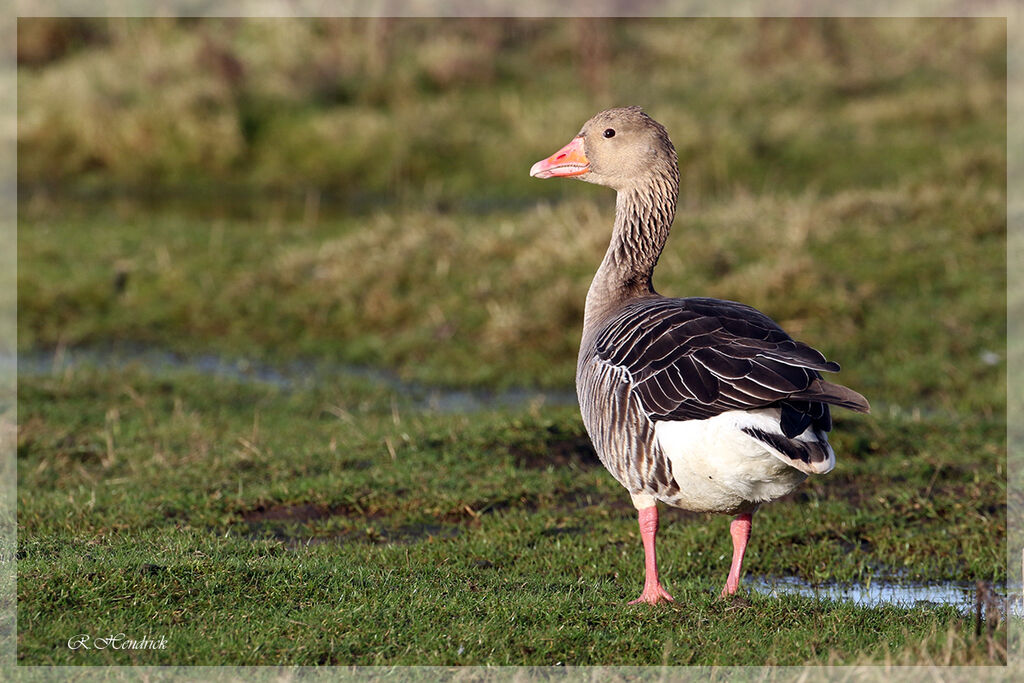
[529,107,870,604]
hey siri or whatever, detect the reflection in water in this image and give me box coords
[12,346,578,414]
[749,575,1018,617]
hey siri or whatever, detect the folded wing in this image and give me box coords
[594,297,870,437]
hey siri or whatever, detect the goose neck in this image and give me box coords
[584,178,678,330]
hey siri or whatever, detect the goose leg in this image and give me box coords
[721,512,753,597]
[628,504,674,605]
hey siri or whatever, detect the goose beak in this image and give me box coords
[530,136,589,178]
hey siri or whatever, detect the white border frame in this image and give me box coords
[4,2,1018,681]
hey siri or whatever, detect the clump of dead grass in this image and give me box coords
[266,199,611,376]
[19,22,245,184]
[230,172,1002,393]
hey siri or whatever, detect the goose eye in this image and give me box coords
[603,128,615,138]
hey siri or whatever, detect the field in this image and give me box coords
[15,17,1009,667]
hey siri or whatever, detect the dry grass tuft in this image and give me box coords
[267,199,612,378]
[17,17,1006,202]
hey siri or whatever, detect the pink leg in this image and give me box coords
[628,506,674,605]
[721,512,753,597]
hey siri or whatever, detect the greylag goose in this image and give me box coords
[530,107,869,604]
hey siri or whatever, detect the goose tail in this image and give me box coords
[795,378,871,414]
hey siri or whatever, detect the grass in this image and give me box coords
[14,16,1009,667]
[15,365,1006,665]
[16,19,1006,411]
[16,179,1006,412]
[16,19,1007,200]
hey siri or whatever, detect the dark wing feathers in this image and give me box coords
[594,297,869,429]
[692,347,750,379]
[780,400,831,438]
[748,357,807,393]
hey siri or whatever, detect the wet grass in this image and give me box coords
[16,365,1006,665]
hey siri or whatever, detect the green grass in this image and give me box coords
[16,366,1006,665]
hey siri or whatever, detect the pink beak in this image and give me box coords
[529,136,589,178]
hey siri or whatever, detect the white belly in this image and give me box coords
[654,409,808,514]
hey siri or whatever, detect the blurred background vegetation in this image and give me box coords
[17,17,1007,410]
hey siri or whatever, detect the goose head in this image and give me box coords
[530,106,678,193]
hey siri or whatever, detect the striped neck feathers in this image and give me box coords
[585,168,679,326]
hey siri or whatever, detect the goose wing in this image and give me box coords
[594,297,869,436]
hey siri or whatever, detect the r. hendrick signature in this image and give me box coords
[67,633,168,650]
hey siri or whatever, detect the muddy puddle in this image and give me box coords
[13,346,577,413]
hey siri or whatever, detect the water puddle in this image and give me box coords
[749,575,1019,618]
[12,346,578,413]
[10,346,948,419]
